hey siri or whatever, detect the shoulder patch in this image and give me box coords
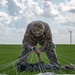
[25,33,30,36]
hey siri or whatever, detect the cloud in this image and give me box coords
[0,0,7,7]
[51,0,75,25]
[6,0,61,19]
[59,0,75,13]
[0,26,25,44]
[7,0,20,16]
[11,0,60,18]
[54,4,75,24]
[54,12,75,28]
[41,1,60,17]
[21,0,43,17]
[0,11,29,44]
[69,8,75,13]
[0,12,12,25]
[12,16,29,29]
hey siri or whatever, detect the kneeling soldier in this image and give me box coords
[17,21,60,71]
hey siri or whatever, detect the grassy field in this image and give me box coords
[0,44,75,75]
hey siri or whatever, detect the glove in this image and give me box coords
[28,44,36,51]
[33,50,40,54]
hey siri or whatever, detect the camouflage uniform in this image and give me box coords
[18,21,60,66]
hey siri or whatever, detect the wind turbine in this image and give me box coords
[69,31,72,44]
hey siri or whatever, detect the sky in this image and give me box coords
[0,0,75,44]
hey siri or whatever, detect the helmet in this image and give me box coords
[31,22,45,37]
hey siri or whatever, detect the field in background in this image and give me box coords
[0,44,75,75]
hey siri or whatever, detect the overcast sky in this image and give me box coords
[0,0,75,44]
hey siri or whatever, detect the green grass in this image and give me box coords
[0,44,75,75]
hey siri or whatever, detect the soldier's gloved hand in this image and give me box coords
[28,44,36,51]
[33,50,40,54]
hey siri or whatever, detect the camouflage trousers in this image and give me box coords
[45,43,60,65]
[18,43,59,66]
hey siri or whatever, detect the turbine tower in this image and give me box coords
[69,31,72,44]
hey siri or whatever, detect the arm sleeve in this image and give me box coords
[23,24,37,50]
[40,28,53,52]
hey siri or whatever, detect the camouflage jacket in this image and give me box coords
[23,21,53,51]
